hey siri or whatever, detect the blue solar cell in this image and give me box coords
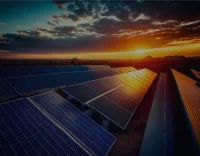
[0,79,18,102]
[88,70,118,79]
[6,76,48,96]
[44,66,63,74]
[0,98,89,156]
[71,65,90,71]
[27,66,49,75]
[57,65,76,72]
[0,67,30,78]
[36,74,61,88]
[30,91,116,156]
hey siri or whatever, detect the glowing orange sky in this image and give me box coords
[1,41,200,60]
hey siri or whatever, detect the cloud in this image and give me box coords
[132,14,150,21]
[16,25,22,29]
[47,21,56,27]
[179,20,200,27]
[152,20,180,27]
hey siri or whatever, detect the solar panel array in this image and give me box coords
[113,66,137,73]
[0,91,116,156]
[172,69,200,153]
[0,65,118,101]
[0,65,111,78]
[63,69,157,129]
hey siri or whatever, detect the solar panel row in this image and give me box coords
[171,69,200,154]
[113,66,137,73]
[0,98,90,156]
[63,69,157,129]
[0,65,111,78]
[0,91,116,156]
[5,69,118,96]
[140,73,173,156]
[30,91,116,156]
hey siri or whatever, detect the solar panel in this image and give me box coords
[63,84,101,103]
[86,77,122,93]
[0,79,18,102]
[172,69,200,153]
[44,66,63,74]
[6,76,48,96]
[0,98,89,156]
[105,88,138,113]
[133,71,153,83]
[86,65,105,70]
[27,66,49,75]
[63,69,157,129]
[88,96,132,128]
[72,65,90,71]
[30,91,116,156]
[0,66,30,78]
[115,74,147,94]
[36,74,64,88]
[57,65,76,72]
[101,65,112,70]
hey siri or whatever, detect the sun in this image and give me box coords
[135,49,145,54]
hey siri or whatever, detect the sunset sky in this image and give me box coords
[0,0,200,59]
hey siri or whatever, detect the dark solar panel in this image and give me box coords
[44,66,63,74]
[63,69,157,129]
[30,91,116,156]
[72,65,90,71]
[63,84,101,103]
[86,77,122,93]
[105,88,138,113]
[27,66,49,75]
[36,74,63,89]
[6,76,48,96]
[88,96,132,129]
[0,79,18,102]
[0,67,30,78]
[0,98,89,156]
[117,85,144,104]
[86,65,104,70]
[57,65,76,72]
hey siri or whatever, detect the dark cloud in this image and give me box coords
[47,22,56,27]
